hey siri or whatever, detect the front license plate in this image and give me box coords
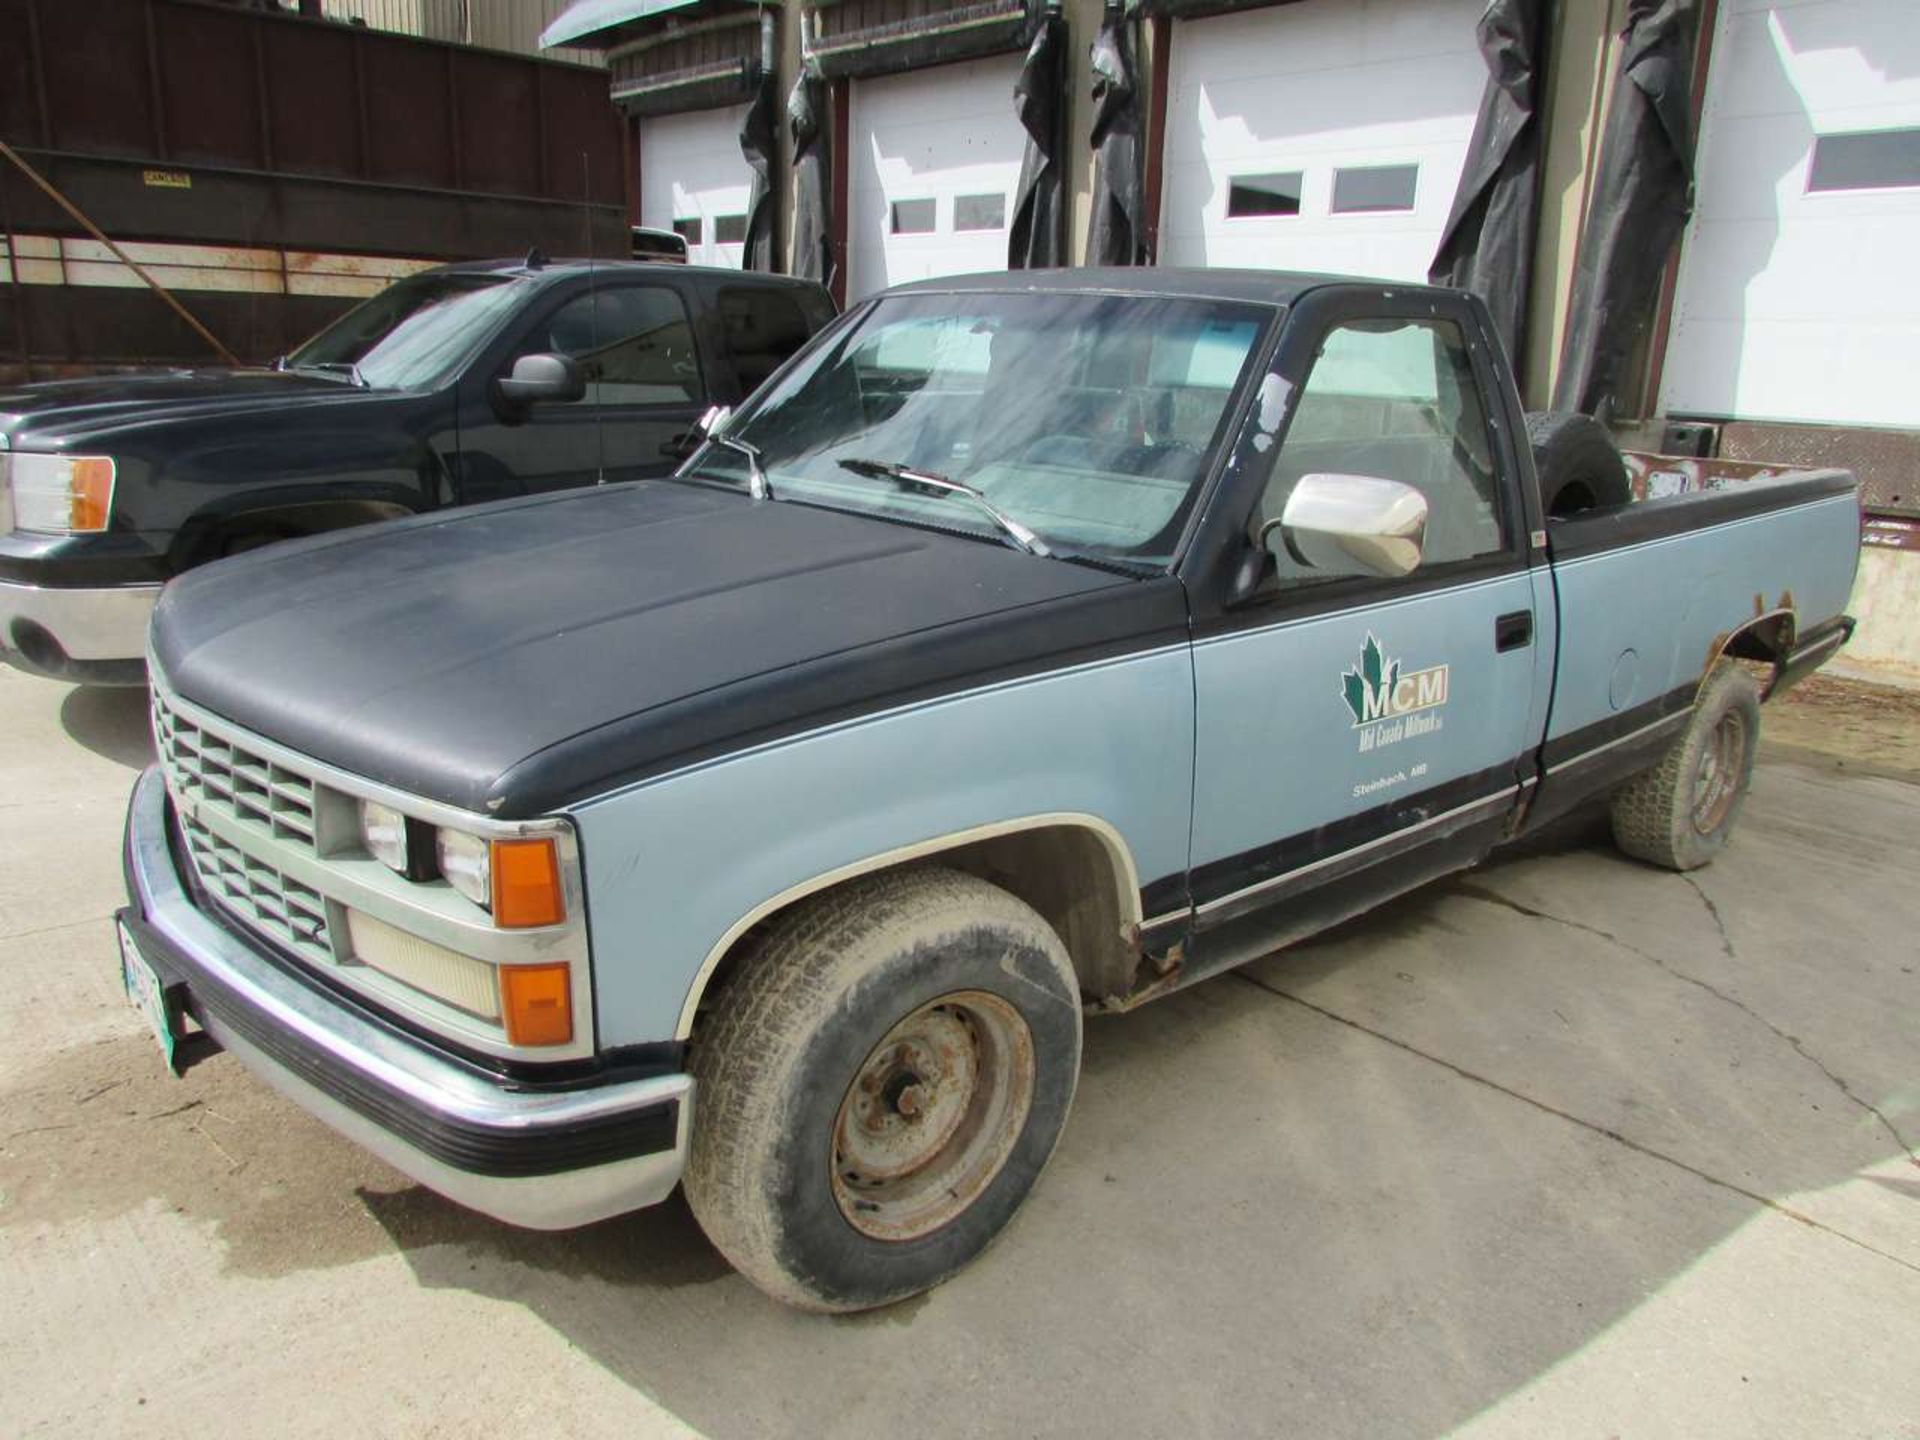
[119,922,177,1072]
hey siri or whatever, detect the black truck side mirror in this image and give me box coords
[492,352,585,418]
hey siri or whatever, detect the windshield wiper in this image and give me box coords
[284,360,368,388]
[710,434,770,500]
[836,458,1049,557]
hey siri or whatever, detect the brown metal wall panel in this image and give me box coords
[0,0,42,144]
[1718,421,1920,519]
[156,3,264,168]
[362,43,456,188]
[458,52,542,195]
[35,0,155,157]
[543,73,625,205]
[261,21,363,179]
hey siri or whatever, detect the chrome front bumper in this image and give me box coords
[0,577,159,663]
[121,765,692,1230]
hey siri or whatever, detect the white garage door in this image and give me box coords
[1660,0,1920,427]
[849,56,1027,299]
[1159,0,1486,279]
[639,105,750,269]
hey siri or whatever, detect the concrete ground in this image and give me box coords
[2,665,1916,1440]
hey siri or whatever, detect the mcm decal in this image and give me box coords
[1342,633,1448,752]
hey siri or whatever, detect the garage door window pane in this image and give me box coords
[714,214,749,245]
[672,217,703,246]
[1331,165,1419,214]
[1808,129,1920,192]
[1227,173,1303,218]
[1260,318,1503,577]
[954,193,1007,232]
[538,287,702,404]
[890,198,937,235]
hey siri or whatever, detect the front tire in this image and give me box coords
[684,867,1082,1312]
[1610,662,1762,871]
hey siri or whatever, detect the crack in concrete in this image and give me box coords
[0,914,111,946]
[1229,969,1920,1279]
[1452,880,1918,1164]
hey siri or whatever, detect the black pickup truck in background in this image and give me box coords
[0,258,836,684]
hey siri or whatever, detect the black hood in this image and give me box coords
[151,482,1184,817]
[0,369,365,449]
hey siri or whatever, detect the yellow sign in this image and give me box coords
[142,170,191,190]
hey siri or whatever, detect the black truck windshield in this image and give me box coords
[284,272,525,390]
[682,291,1270,564]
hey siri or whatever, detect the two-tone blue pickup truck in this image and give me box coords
[117,269,1859,1312]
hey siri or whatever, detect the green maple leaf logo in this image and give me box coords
[1342,668,1367,724]
[1343,633,1399,725]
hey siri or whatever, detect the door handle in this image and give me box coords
[1495,611,1533,652]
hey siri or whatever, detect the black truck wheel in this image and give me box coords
[1610,663,1762,871]
[684,866,1082,1312]
[1526,411,1632,518]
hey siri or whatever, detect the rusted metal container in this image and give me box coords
[0,0,627,377]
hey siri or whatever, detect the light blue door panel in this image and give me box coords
[570,646,1196,1046]
[1191,572,1541,873]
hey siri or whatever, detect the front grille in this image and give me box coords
[153,689,316,853]
[145,678,591,1062]
[180,813,334,969]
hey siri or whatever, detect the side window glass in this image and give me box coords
[534,287,702,404]
[1255,317,1504,582]
[718,287,815,392]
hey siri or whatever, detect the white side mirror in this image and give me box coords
[1264,472,1428,579]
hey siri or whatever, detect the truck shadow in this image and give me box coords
[59,683,155,770]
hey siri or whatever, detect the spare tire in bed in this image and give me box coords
[1526,411,1632,518]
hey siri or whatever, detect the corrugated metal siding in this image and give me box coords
[471,0,602,65]
[321,0,602,64]
[321,0,428,37]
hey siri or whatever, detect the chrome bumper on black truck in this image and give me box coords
[0,577,157,684]
[120,765,692,1229]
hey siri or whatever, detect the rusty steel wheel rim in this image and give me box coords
[830,990,1036,1242]
[1691,709,1749,835]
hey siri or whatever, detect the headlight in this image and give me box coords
[359,799,409,873]
[435,827,491,909]
[433,825,564,928]
[6,452,116,534]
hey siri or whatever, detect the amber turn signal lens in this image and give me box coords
[490,837,564,928]
[69,457,116,532]
[499,962,573,1046]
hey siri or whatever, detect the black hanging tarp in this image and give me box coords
[1086,5,1148,267]
[1552,0,1700,419]
[1429,0,1548,365]
[788,64,834,287]
[739,64,779,272]
[1008,9,1069,269]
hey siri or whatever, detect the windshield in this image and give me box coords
[285,272,526,389]
[680,291,1270,564]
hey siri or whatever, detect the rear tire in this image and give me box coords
[1527,411,1631,518]
[1610,663,1761,871]
[684,867,1082,1312]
